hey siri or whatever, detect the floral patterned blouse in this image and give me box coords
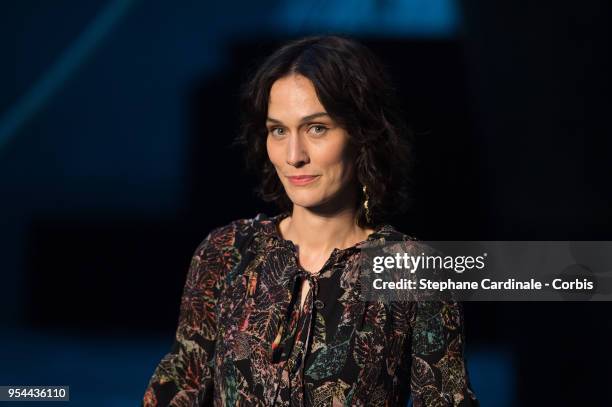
[142,212,479,406]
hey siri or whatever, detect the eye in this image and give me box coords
[269,127,286,138]
[308,125,328,136]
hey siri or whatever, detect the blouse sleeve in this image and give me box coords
[142,227,230,407]
[409,300,480,407]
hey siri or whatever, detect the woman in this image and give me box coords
[143,35,479,406]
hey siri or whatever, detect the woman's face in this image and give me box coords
[266,74,357,212]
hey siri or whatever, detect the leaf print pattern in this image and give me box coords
[142,212,479,406]
[412,304,448,356]
[310,312,326,353]
[410,301,476,406]
[353,331,382,368]
[411,356,437,389]
[306,379,351,406]
[305,339,350,380]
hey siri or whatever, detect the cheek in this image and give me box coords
[266,137,282,168]
[320,147,354,183]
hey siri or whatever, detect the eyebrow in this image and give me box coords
[266,112,330,124]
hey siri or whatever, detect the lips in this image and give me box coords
[287,175,320,186]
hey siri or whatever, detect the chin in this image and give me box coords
[286,197,324,209]
[283,189,322,208]
[286,191,341,212]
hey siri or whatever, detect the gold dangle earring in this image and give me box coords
[362,185,372,224]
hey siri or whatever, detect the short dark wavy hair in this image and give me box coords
[234,35,414,227]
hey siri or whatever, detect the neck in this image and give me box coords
[279,205,374,254]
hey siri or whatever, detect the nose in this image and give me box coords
[286,133,309,167]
